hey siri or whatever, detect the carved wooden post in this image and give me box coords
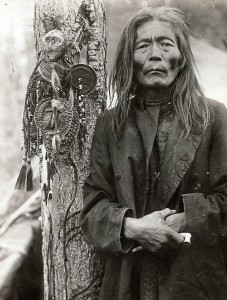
[34,1,106,299]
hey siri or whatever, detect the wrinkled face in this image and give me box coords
[43,30,67,61]
[133,20,181,89]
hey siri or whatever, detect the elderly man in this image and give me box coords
[80,7,227,300]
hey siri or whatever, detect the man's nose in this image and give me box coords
[148,43,162,61]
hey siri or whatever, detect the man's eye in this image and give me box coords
[135,44,149,50]
[160,42,173,47]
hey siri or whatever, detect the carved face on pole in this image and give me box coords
[43,30,67,61]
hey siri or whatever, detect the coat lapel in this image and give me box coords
[112,104,160,216]
[110,107,146,215]
[157,114,204,209]
[135,106,160,167]
[113,101,204,212]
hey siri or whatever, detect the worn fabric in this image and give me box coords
[145,103,174,214]
[139,103,174,300]
[80,97,227,300]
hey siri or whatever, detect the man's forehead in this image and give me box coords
[135,20,176,42]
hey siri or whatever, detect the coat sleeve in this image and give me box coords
[182,102,227,244]
[80,114,134,254]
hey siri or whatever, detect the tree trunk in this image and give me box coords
[34,1,106,299]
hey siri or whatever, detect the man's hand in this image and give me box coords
[165,212,185,233]
[123,208,184,253]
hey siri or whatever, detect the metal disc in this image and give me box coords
[69,64,97,95]
[34,97,73,137]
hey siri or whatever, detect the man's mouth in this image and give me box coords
[146,68,166,75]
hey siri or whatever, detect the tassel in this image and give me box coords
[48,191,53,201]
[15,156,27,190]
[52,132,61,152]
[20,111,25,150]
[50,101,62,152]
[46,159,55,201]
[79,44,88,64]
[26,158,33,191]
[47,159,55,182]
[51,65,61,93]
[69,86,75,106]
[52,135,57,152]
[47,159,51,189]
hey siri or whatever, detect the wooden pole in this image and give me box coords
[34,1,106,299]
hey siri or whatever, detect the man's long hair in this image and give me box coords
[109,7,212,139]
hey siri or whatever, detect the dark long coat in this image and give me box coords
[80,98,227,300]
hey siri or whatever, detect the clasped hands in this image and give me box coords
[123,208,185,253]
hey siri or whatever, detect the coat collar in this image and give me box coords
[135,105,160,167]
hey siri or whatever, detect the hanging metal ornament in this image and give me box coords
[68,64,97,144]
[34,97,74,158]
[15,30,98,192]
[15,29,71,192]
[69,64,97,95]
[57,106,80,161]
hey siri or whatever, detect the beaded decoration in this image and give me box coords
[69,63,97,143]
[15,29,97,193]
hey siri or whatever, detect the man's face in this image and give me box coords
[133,20,181,89]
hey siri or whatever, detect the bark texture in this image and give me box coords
[34,1,106,299]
